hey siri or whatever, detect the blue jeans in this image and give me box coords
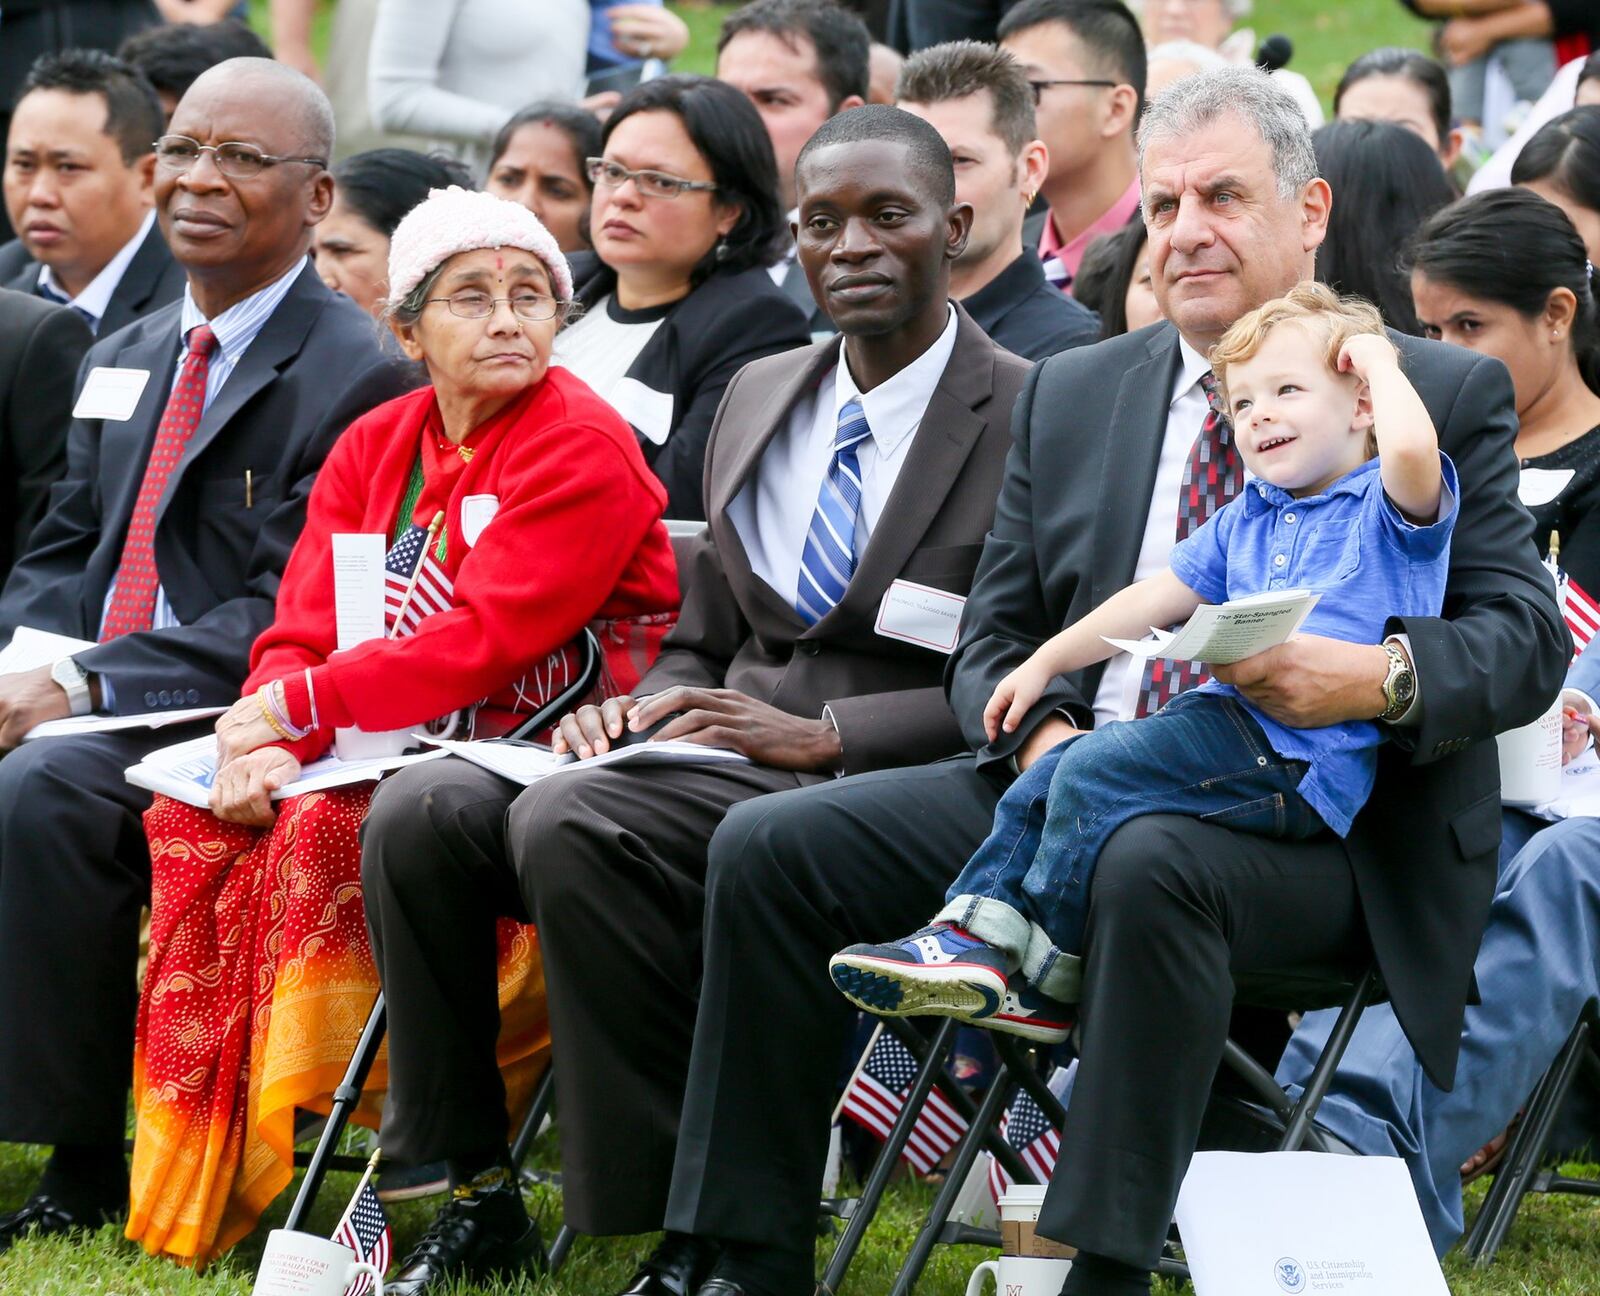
[1450,37,1556,120]
[1278,812,1600,1253]
[938,693,1322,999]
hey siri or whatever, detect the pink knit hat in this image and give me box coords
[387,185,574,305]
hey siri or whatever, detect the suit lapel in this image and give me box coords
[1089,326,1184,607]
[110,223,172,318]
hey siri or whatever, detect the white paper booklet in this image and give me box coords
[0,626,95,675]
[1174,1151,1449,1295]
[125,734,444,809]
[423,735,749,786]
[1103,589,1321,666]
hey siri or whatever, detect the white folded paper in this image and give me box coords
[1174,1151,1448,1295]
[422,735,749,785]
[25,707,226,741]
[0,626,96,675]
[125,734,445,809]
[1103,590,1321,666]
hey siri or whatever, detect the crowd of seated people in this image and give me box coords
[1,3,1600,1296]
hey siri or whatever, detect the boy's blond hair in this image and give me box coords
[1210,283,1396,456]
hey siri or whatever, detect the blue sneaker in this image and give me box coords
[986,973,1075,1045]
[829,923,1012,1023]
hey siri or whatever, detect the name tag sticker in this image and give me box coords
[611,377,675,445]
[875,579,966,654]
[73,367,151,422]
[1519,466,1576,508]
[460,494,500,547]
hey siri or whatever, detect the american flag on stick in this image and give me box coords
[986,1062,1073,1204]
[1546,531,1598,661]
[332,1148,392,1295]
[385,513,452,638]
[836,1023,968,1174]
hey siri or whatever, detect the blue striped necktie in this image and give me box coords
[796,397,873,625]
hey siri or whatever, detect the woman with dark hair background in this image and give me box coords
[1513,105,1600,259]
[1073,219,1160,340]
[1334,46,1462,173]
[1411,188,1600,592]
[486,100,602,254]
[315,148,473,318]
[553,74,810,519]
[1312,119,1455,336]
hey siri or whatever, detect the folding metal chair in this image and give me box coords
[1462,1015,1600,1265]
[873,964,1382,1294]
[282,629,603,1230]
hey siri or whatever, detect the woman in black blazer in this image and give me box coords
[554,75,811,519]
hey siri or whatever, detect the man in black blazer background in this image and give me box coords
[0,57,411,1248]
[0,288,92,585]
[655,68,1567,1296]
[1,50,184,337]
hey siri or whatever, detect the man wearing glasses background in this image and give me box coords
[1001,0,1146,296]
[0,56,412,1248]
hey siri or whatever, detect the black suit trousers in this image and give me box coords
[0,723,208,1145]
[360,754,799,1233]
[665,757,1368,1276]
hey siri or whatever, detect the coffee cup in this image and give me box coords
[251,1228,385,1296]
[997,1184,1075,1261]
[965,1254,1072,1296]
[334,726,413,761]
[1497,692,1564,807]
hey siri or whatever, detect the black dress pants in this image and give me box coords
[0,727,199,1146]
[360,754,801,1234]
[664,757,1367,1276]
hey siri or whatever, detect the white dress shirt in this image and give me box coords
[768,208,800,287]
[729,305,959,610]
[36,210,155,334]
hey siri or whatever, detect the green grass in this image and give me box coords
[3,1128,1600,1293]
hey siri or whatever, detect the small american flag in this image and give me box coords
[384,523,453,637]
[1563,576,1600,661]
[986,1062,1073,1204]
[838,1025,968,1174]
[332,1178,391,1294]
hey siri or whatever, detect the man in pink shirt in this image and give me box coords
[1003,0,1145,295]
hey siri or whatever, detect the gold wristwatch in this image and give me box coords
[1378,642,1416,724]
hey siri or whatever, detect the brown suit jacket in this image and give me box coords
[638,306,1031,778]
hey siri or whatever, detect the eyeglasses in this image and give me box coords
[153,135,328,180]
[425,290,567,321]
[585,157,718,200]
[1026,78,1119,104]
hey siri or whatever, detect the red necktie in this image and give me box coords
[1134,371,1244,717]
[100,324,218,640]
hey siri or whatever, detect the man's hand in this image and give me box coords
[1211,635,1390,728]
[0,666,71,750]
[1015,715,1084,773]
[553,694,637,758]
[209,748,302,827]
[629,686,844,773]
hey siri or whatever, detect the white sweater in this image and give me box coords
[368,0,590,171]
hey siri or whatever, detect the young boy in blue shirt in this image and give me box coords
[831,283,1459,1043]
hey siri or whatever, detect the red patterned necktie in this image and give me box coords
[100,324,218,640]
[1134,370,1244,717]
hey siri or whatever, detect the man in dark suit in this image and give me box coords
[357,105,1032,1296]
[716,0,870,339]
[896,38,1099,360]
[653,67,1568,1296]
[0,57,411,1249]
[0,288,92,585]
[1,50,184,336]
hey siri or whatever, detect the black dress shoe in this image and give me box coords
[0,1195,115,1253]
[694,1281,750,1296]
[385,1189,545,1294]
[617,1233,720,1296]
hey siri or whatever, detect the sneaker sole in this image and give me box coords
[829,954,1009,1022]
[984,1010,1073,1046]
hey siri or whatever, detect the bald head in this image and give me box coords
[184,57,334,158]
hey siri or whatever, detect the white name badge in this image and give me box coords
[1519,466,1576,508]
[876,579,967,654]
[460,493,500,547]
[611,377,676,445]
[73,366,152,421]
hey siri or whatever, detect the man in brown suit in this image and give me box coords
[358,105,1032,1296]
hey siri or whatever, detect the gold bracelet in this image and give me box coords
[256,684,296,742]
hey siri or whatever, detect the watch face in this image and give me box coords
[1393,671,1416,705]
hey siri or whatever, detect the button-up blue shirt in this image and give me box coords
[1169,453,1459,835]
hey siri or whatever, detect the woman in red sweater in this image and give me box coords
[127,189,679,1264]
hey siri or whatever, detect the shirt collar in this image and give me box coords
[1039,177,1143,273]
[1241,456,1380,515]
[832,303,959,458]
[178,255,306,362]
[1171,335,1212,406]
[36,210,155,327]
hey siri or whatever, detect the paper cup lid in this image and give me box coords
[998,1184,1050,1206]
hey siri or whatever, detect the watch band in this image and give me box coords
[1378,643,1414,724]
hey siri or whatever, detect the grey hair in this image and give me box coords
[1137,66,1317,205]
[1146,40,1230,76]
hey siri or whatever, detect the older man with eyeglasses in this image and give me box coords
[1001,0,1146,298]
[0,56,413,1250]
